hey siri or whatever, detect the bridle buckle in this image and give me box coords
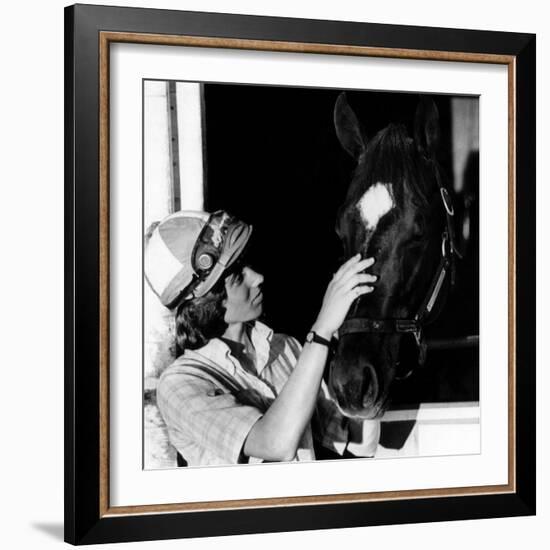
[395,319,418,333]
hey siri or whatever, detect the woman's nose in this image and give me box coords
[244,266,264,287]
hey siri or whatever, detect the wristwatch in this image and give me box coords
[305,330,332,348]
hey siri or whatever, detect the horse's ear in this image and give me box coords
[414,96,440,157]
[334,93,366,161]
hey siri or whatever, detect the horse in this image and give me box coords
[328,92,460,420]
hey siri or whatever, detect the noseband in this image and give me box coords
[338,176,461,377]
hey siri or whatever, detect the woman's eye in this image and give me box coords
[231,271,244,285]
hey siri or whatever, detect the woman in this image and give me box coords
[145,209,380,466]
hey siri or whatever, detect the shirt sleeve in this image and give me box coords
[345,418,381,457]
[274,334,381,458]
[157,371,264,464]
[313,380,351,455]
[285,335,351,456]
[313,383,382,457]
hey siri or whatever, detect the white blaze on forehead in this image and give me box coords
[356,182,394,230]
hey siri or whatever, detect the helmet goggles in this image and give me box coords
[186,210,253,301]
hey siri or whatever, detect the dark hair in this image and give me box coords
[174,277,228,356]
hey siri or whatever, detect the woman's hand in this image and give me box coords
[312,254,377,339]
[244,254,376,462]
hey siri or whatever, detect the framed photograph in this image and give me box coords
[65,4,536,545]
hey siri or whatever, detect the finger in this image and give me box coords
[356,273,378,285]
[332,254,361,280]
[357,257,376,270]
[333,253,361,278]
[340,273,376,291]
[344,256,376,276]
[337,258,377,285]
[350,285,374,299]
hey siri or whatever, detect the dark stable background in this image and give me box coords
[203,83,479,404]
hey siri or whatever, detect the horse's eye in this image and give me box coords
[368,243,384,258]
[411,221,425,241]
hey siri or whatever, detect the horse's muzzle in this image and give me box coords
[360,363,380,410]
[331,361,381,418]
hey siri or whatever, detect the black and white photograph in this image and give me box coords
[56,1,538,546]
[0,0,545,545]
[143,80,480,470]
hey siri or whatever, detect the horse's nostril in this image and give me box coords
[361,364,379,409]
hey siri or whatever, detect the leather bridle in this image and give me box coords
[338,176,461,375]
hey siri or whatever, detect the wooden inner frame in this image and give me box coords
[98,31,516,517]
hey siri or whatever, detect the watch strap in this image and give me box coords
[307,330,332,348]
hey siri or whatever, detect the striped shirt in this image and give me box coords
[157,320,379,466]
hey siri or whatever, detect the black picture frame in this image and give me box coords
[65,4,536,545]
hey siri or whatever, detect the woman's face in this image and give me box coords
[223,266,264,324]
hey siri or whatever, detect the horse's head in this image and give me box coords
[329,93,450,419]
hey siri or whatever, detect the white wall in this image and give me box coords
[0,1,546,549]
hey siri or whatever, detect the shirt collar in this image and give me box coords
[193,320,274,375]
[249,320,274,373]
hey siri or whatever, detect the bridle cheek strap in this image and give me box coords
[338,240,450,367]
[338,184,458,370]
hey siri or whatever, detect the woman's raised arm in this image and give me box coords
[243,254,376,461]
